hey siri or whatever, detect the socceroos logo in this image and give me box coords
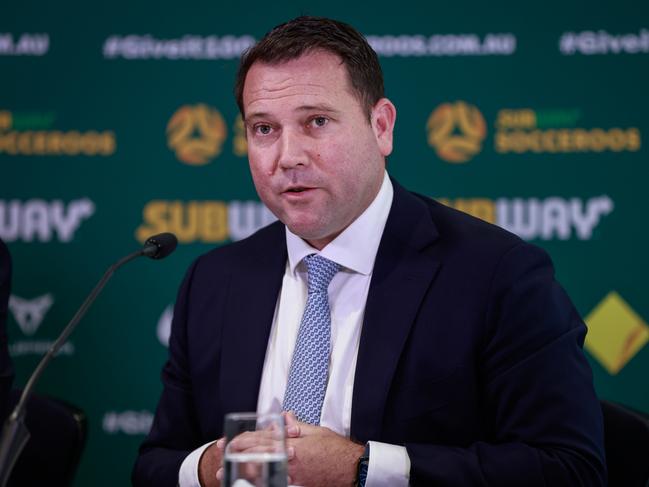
[427,101,486,163]
[167,104,227,165]
[0,110,115,156]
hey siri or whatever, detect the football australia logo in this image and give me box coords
[427,101,487,163]
[166,104,227,165]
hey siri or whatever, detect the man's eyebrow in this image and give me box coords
[244,111,271,123]
[295,104,340,114]
[244,104,341,123]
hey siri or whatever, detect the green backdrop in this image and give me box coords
[2,1,648,485]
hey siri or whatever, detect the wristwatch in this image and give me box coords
[355,443,370,487]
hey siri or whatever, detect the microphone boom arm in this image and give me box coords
[14,248,143,417]
[0,232,177,486]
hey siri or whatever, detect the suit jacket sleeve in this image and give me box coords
[132,257,204,487]
[406,242,606,486]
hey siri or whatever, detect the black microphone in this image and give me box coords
[0,232,178,486]
[143,232,178,259]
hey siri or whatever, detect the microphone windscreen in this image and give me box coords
[143,233,178,260]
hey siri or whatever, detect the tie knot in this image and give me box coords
[304,254,340,294]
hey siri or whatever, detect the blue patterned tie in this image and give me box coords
[283,254,341,425]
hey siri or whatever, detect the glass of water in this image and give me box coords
[222,412,288,487]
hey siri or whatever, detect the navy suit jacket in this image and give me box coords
[133,181,606,486]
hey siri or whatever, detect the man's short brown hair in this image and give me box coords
[235,16,384,120]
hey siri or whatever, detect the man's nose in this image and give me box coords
[277,130,309,169]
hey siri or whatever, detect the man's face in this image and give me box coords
[242,50,395,249]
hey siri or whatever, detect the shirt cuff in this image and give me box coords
[178,441,216,487]
[365,441,410,487]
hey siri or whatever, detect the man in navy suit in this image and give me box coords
[133,17,605,486]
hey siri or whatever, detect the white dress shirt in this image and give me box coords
[179,172,410,486]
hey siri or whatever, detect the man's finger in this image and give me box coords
[283,410,301,437]
[228,430,279,452]
[283,410,298,426]
[294,422,321,436]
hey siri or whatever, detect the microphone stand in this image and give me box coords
[0,234,175,486]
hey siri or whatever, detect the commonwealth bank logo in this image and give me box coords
[8,293,54,336]
[585,291,649,375]
[427,101,486,163]
[167,104,227,165]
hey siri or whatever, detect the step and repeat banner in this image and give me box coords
[2,2,648,485]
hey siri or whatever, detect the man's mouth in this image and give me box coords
[285,187,312,193]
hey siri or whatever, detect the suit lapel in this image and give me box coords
[351,182,440,442]
[219,223,287,415]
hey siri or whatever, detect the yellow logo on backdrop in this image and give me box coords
[135,199,277,244]
[136,200,229,243]
[426,101,487,163]
[0,111,12,130]
[167,104,227,165]
[495,108,641,154]
[584,291,649,375]
[0,110,116,156]
[232,114,247,157]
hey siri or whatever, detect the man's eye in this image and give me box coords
[310,117,328,128]
[255,124,272,135]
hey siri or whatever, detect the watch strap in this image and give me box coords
[356,443,370,487]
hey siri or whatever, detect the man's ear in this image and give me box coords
[371,98,397,157]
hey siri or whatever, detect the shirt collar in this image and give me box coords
[286,171,393,276]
